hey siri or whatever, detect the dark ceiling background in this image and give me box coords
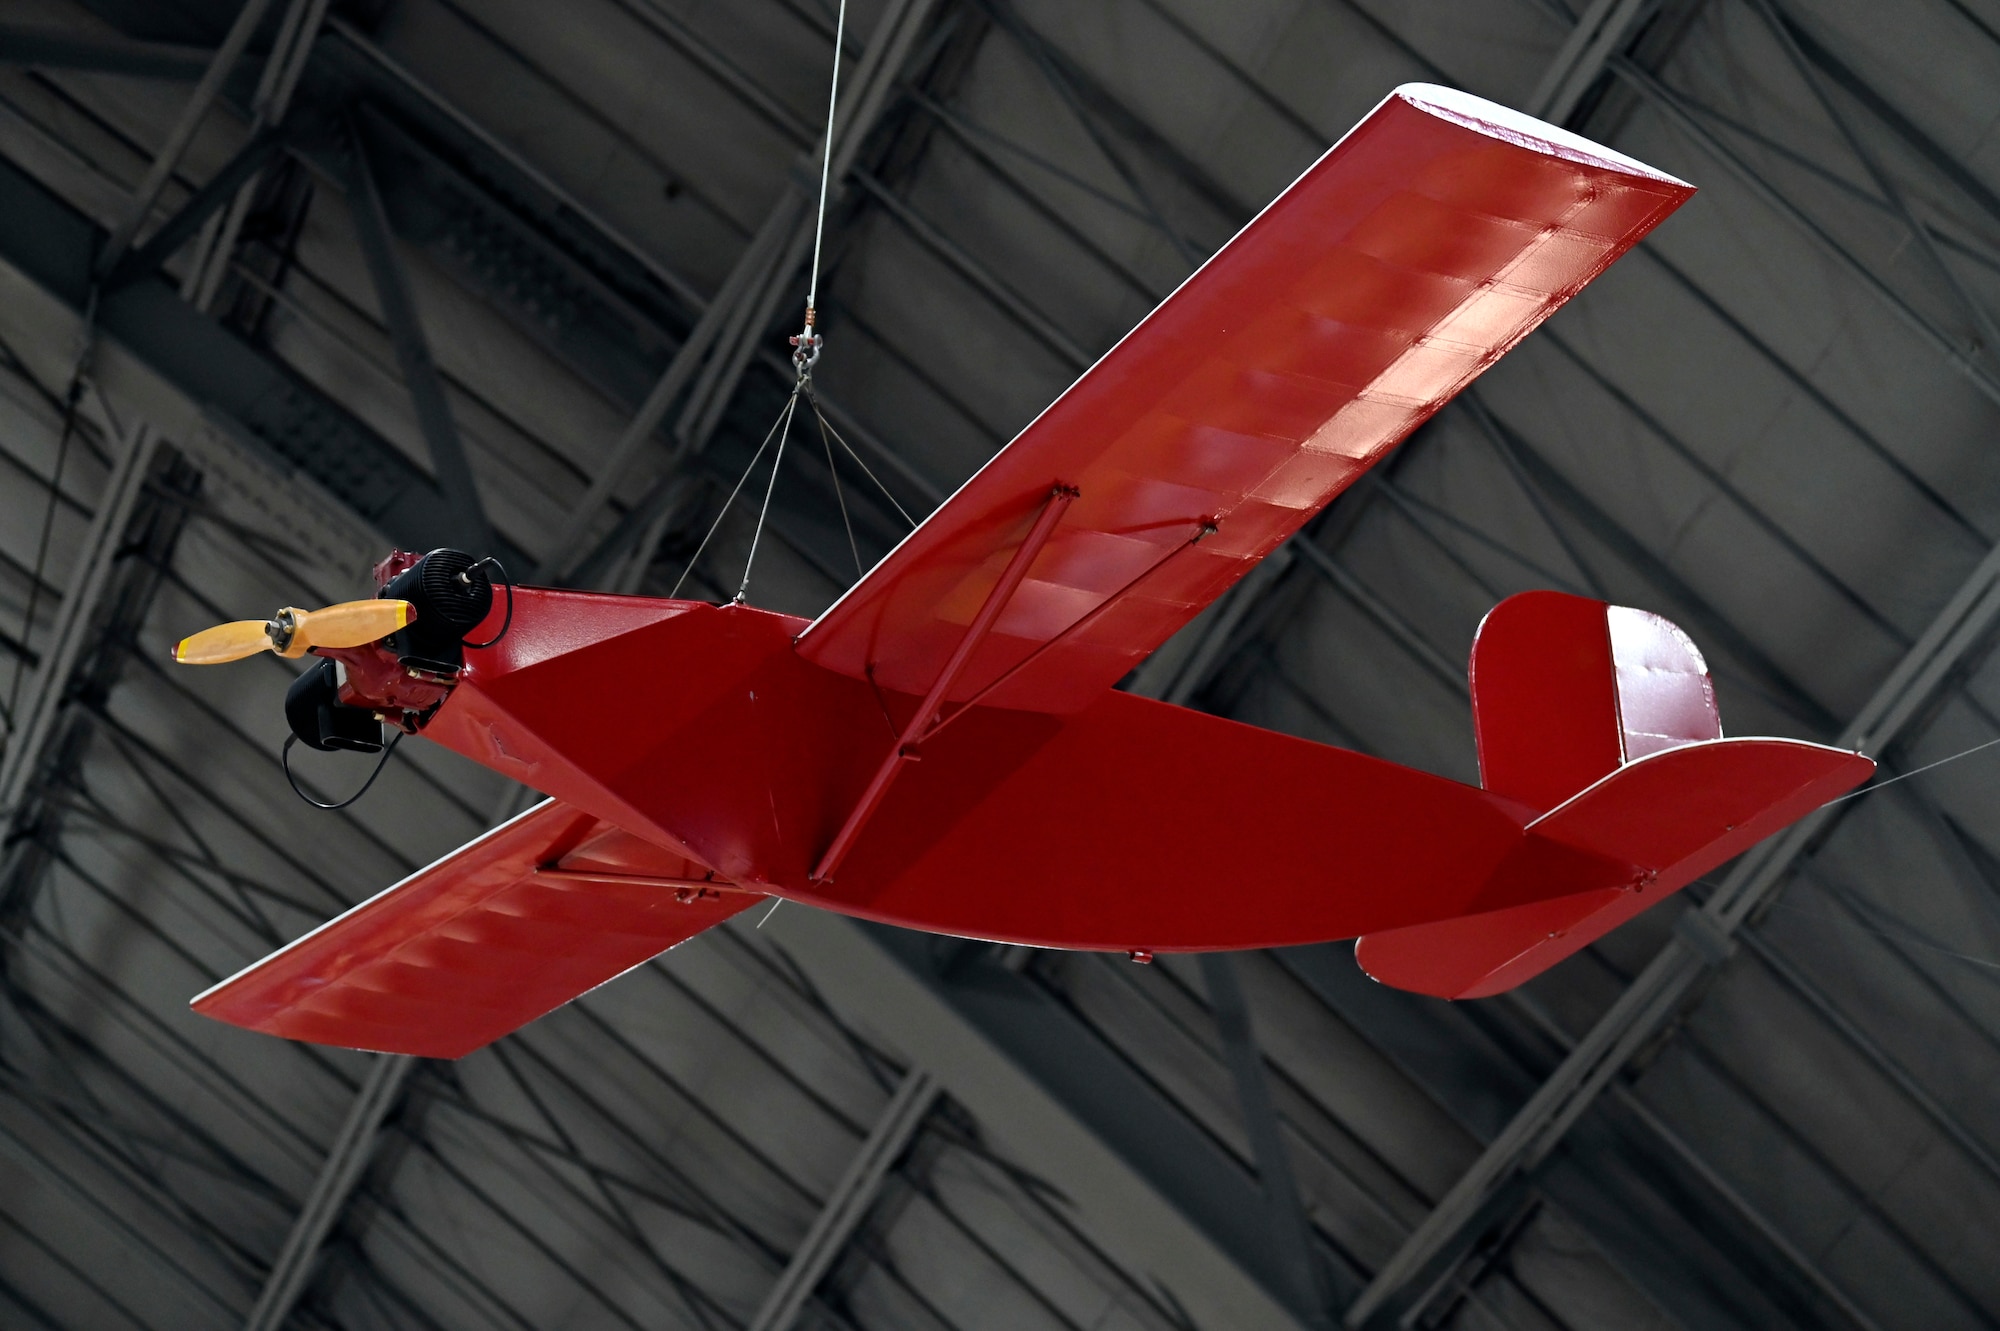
[2,0,2000,1328]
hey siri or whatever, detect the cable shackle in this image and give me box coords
[790,306,822,380]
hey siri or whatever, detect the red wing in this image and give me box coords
[192,800,761,1058]
[797,84,1694,713]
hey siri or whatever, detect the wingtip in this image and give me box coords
[1391,82,1694,189]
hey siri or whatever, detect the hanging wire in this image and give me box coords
[789,0,848,379]
[816,398,864,581]
[1821,734,2000,806]
[736,391,801,603]
[735,0,849,600]
[669,386,802,599]
[807,0,848,318]
[805,388,915,527]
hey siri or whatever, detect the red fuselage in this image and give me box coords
[402,588,1578,951]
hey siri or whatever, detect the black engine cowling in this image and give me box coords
[379,548,495,676]
[284,657,382,753]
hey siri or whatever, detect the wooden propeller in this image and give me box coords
[172,600,415,664]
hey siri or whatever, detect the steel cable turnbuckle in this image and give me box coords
[790,306,823,379]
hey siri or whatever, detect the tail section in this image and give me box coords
[1356,592,1869,999]
[1469,590,1720,810]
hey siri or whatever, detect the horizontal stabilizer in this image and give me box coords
[1354,737,1871,998]
[193,800,760,1058]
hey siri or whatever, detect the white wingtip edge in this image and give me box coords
[1394,82,1691,188]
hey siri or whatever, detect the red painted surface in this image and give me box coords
[1471,590,1624,810]
[798,85,1693,714]
[197,583,1870,1055]
[1354,737,1870,998]
[1470,590,1725,809]
[189,88,1870,1059]
[192,798,761,1058]
[811,485,1079,884]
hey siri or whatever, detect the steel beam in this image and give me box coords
[0,153,507,566]
[1610,56,2000,409]
[2,0,301,826]
[0,413,159,821]
[1114,557,1338,1323]
[764,907,1312,1331]
[1199,954,1336,1329]
[0,444,197,939]
[744,1068,938,1331]
[1526,0,1656,123]
[243,1054,416,1331]
[1287,535,1467,698]
[1746,0,2000,366]
[0,24,212,80]
[342,111,490,556]
[1458,391,1839,734]
[101,123,299,293]
[1278,948,1865,1331]
[94,0,275,280]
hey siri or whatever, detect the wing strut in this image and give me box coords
[811,483,1077,883]
[923,516,1219,741]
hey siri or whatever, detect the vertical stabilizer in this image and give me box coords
[1470,590,1720,811]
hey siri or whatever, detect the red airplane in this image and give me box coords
[174,86,1871,1060]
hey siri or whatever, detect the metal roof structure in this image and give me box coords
[2,0,1999,1327]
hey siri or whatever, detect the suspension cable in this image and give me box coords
[792,0,848,378]
[736,391,801,603]
[670,386,802,599]
[806,388,914,527]
[808,1,848,318]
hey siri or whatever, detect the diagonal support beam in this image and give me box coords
[1610,57,2000,409]
[0,25,213,80]
[1526,0,1658,123]
[94,0,275,280]
[765,906,1313,1331]
[1,0,315,822]
[102,122,299,293]
[1200,954,1336,1330]
[244,1053,417,1331]
[0,413,160,819]
[1288,535,1466,698]
[745,1067,939,1331]
[342,110,491,555]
